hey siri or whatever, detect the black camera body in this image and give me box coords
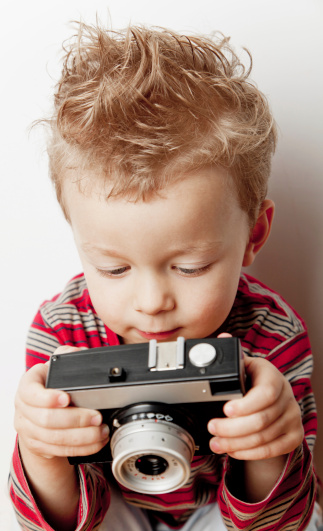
[46,336,245,493]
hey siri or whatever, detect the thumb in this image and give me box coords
[53,345,83,355]
[19,362,70,408]
[45,345,84,406]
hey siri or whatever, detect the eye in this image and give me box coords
[96,266,130,278]
[174,265,211,277]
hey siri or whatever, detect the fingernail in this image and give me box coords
[208,421,217,435]
[101,425,110,438]
[210,438,221,453]
[58,394,69,407]
[91,414,102,426]
[224,404,234,417]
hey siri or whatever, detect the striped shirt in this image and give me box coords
[9,273,317,530]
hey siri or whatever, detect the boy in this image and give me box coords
[10,21,318,531]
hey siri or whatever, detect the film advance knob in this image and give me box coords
[188,343,216,367]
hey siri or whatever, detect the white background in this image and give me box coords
[1,0,322,528]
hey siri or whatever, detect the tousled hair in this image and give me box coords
[47,21,277,225]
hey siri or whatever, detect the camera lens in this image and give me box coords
[135,455,168,476]
[110,403,195,494]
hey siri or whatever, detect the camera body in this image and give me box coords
[46,336,245,493]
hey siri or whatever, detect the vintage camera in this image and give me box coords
[46,337,245,494]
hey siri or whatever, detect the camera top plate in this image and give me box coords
[46,337,245,409]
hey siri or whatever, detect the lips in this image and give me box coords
[136,328,181,341]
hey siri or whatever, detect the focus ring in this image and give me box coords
[110,419,194,494]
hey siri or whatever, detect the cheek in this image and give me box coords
[83,273,125,323]
[192,291,229,319]
[186,275,238,322]
[90,291,125,330]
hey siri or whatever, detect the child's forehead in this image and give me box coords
[61,166,249,248]
[62,164,238,206]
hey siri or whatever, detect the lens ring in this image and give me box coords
[111,419,195,494]
[110,402,196,436]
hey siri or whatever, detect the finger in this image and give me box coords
[209,400,303,457]
[23,433,110,459]
[15,397,102,430]
[17,363,70,409]
[209,409,302,455]
[208,399,286,438]
[21,419,109,448]
[223,357,285,418]
[223,430,303,460]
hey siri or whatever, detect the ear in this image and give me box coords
[242,199,275,267]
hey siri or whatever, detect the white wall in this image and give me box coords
[1,0,322,527]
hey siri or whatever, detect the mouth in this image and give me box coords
[136,328,181,341]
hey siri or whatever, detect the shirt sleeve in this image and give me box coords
[217,326,317,530]
[218,441,316,530]
[9,280,115,530]
[9,437,111,530]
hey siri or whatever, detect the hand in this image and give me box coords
[207,354,304,460]
[14,346,110,460]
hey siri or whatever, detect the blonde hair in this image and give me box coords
[48,21,277,225]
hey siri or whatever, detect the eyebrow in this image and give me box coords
[81,241,223,257]
[82,243,123,257]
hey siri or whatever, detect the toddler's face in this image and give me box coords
[64,167,252,344]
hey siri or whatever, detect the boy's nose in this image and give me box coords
[133,274,175,315]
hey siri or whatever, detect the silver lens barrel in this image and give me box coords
[110,419,195,494]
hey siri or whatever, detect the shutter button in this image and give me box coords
[188,343,216,367]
